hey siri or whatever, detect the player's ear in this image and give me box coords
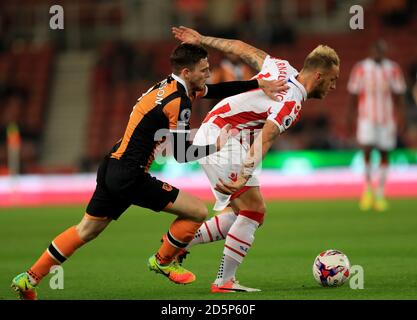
[315,71,322,81]
[181,67,191,79]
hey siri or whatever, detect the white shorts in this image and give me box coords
[357,120,396,151]
[194,122,260,211]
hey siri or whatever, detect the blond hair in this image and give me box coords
[303,45,340,71]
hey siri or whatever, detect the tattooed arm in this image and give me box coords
[172,26,267,72]
[200,36,267,72]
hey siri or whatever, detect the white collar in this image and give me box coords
[171,73,189,97]
[289,75,307,101]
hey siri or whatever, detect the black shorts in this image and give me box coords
[86,157,179,220]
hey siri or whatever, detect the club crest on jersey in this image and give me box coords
[162,182,173,192]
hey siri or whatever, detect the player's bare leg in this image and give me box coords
[360,145,374,211]
[148,190,208,284]
[211,187,264,293]
[11,214,111,300]
[374,150,389,211]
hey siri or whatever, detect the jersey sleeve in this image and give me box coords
[252,55,276,80]
[260,55,273,72]
[347,63,364,94]
[267,100,302,134]
[390,63,406,94]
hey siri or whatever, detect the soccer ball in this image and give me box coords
[312,249,351,287]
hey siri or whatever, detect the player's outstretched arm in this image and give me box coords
[171,124,233,163]
[215,120,280,195]
[172,26,267,72]
[203,78,288,101]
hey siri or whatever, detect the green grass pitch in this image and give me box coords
[1,199,417,300]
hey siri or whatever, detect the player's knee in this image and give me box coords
[255,210,266,227]
[241,193,266,214]
[251,201,266,215]
[76,225,95,242]
[76,222,105,242]
[193,205,208,222]
[258,211,266,227]
[246,203,266,226]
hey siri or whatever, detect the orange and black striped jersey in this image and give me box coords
[109,73,260,170]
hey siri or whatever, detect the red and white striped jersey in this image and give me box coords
[202,55,307,134]
[347,58,406,125]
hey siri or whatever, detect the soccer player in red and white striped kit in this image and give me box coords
[347,40,406,212]
[173,26,340,292]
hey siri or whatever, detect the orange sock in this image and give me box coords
[156,218,202,265]
[28,226,86,284]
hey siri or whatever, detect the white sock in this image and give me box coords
[214,215,259,285]
[187,208,237,249]
[376,164,388,199]
[214,254,239,285]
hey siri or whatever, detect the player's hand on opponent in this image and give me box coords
[215,159,254,194]
[258,78,289,101]
[215,124,233,151]
[215,175,249,195]
[172,26,202,45]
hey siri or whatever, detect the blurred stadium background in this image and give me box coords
[1,0,416,205]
